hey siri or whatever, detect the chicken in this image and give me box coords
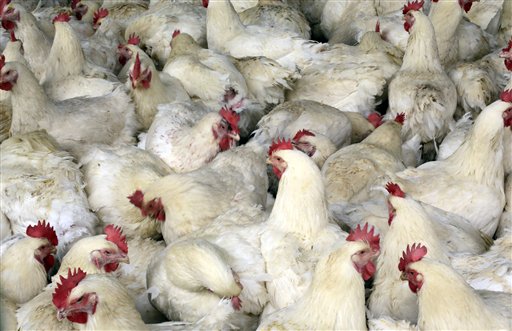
[498,0,512,45]
[0,60,140,155]
[127,52,190,129]
[39,12,120,101]
[392,99,512,236]
[230,55,299,107]
[252,100,353,150]
[116,33,154,82]
[144,103,241,172]
[399,243,511,330]
[129,140,268,243]
[238,0,310,39]
[285,32,401,116]
[71,0,100,28]
[1,3,51,80]
[258,223,380,330]
[206,0,326,70]
[368,183,454,323]
[147,236,260,329]
[52,268,148,330]
[0,131,96,257]
[322,115,406,206]
[261,142,347,314]
[386,2,456,152]
[163,31,250,110]
[437,112,473,161]
[124,1,207,66]
[81,145,171,240]
[291,129,337,168]
[0,220,57,304]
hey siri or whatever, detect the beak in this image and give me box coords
[57,309,67,321]
[266,157,272,165]
[50,246,57,254]
[118,253,130,264]
[400,272,408,281]
[228,133,240,141]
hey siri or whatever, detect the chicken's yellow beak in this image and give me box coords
[266,157,273,165]
[400,272,408,281]
[228,133,240,141]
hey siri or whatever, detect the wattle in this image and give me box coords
[0,82,13,91]
[67,311,89,324]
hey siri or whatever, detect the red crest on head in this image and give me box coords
[268,138,293,156]
[26,220,58,246]
[219,107,240,134]
[347,223,380,252]
[52,268,87,309]
[368,112,383,128]
[128,189,144,209]
[0,55,5,70]
[394,113,405,125]
[398,243,427,272]
[93,8,108,26]
[500,39,512,71]
[375,20,380,33]
[70,0,80,10]
[292,129,315,142]
[127,33,140,46]
[385,182,405,198]
[503,107,512,128]
[403,0,424,14]
[202,0,208,7]
[172,29,181,39]
[104,224,128,254]
[53,12,70,23]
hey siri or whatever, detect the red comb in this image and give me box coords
[394,113,405,125]
[268,138,293,156]
[292,129,315,142]
[9,30,16,42]
[127,33,140,46]
[398,243,427,272]
[70,0,80,9]
[500,39,512,71]
[0,55,5,70]
[219,107,240,134]
[52,268,87,310]
[104,225,128,254]
[385,182,405,198]
[93,7,108,26]
[403,0,424,14]
[368,112,383,128]
[128,189,144,209]
[172,29,181,39]
[347,223,380,252]
[52,12,70,23]
[375,20,380,33]
[26,220,58,246]
[202,0,208,7]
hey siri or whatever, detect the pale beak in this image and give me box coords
[118,253,130,264]
[400,272,408,281]
[57,309,67,321]
[266,157,272,165]
[228,133,240,141]
[50,246,57,254]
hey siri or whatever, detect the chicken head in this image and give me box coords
[347,223,380,281]
[0,57,18,91]
[26,220,59,272]
[53,268,97,324]
[267,138,293,179]
[399,243,428,293]
[215,107,241,151]
[402,0,424,33]
[90,225,130,272]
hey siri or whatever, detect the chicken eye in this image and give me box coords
[104,251,111,256]
[276,157,282,162]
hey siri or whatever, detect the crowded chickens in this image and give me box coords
[1,0,512,329]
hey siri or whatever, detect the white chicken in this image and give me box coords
[392,99,512,236]
[124,1,207,66]
[261,142,346,314]
[322,115,406,205]
[386,2,456,150]
[258,223,380,330]
[127,52,190,129]
[144,103,241,172]
[238,0,310,39]
[0,60,139,155]
[0,131,96,257]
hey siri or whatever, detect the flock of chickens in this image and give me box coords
[0,0,511,329]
